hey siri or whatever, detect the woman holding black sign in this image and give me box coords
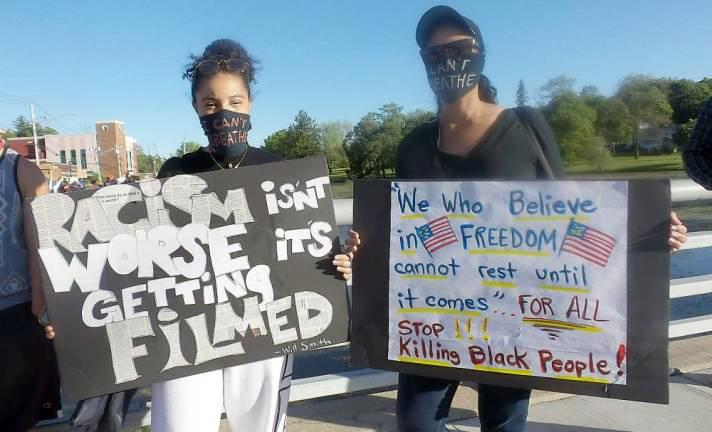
[335,5,688,432]
[150,39,289,432]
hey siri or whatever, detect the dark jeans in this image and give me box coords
[70,389,137,432]
[396,373,531,432]
[0,302,61,432]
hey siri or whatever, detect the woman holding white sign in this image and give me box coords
[335,5,689,432]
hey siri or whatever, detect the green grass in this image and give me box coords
[330,180,354,199]
[329,167,352,199]
[567,153,683,174]
[328,154,688,199]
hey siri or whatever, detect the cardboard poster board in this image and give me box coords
[31,157,348,400]
[351,179,670,404]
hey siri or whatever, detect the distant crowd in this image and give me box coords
[51,176,131,193]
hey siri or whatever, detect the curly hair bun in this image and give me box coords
[203,39,245,60]
[184,38,258,100]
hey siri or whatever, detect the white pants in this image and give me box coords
[151,355,293,432]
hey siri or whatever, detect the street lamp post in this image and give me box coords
[30,101,40,166]
[116,145,123,180]
[93,135,102,180]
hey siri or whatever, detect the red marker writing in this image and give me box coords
[616,344,626,369]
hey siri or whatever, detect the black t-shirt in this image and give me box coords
[157,146,283,178]
[396,107,564,180]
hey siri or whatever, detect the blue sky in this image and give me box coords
[1,0,711,158]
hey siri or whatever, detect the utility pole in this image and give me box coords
[149,141,157,177]
[116,143,123,180]
[30,100,40,166]
[93,134,102,179]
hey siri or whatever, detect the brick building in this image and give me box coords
[5,136,47,160]
[6,120,140,181]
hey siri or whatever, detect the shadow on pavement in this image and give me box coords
[451,419,630,432]
[288,392,474,431]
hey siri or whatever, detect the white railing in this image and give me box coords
[668,180,712,338]
[35,180,712,430]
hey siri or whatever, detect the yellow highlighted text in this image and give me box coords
[398,356,453,368]
[537,284,591,294]
[469,249,550,257]
[482,281,517,289]
[400,275,449,281]
[398,308,481,317]
[473,365,534,376]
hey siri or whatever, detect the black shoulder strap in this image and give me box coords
[514,107,556,180]
[13,149,24,198]
[0,144,8,166]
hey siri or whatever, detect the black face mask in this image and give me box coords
[421,39,485,103]
[199,110,251,160]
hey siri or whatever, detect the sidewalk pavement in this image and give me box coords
[283,334,712,432]
[34,334,712,431]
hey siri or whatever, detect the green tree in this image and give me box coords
[667,79,712,124]
[12,115,58,137]
[319,121,351,172]
[539,75,576,104]
[289,110,323,159]
[0,128,16,139]
[542,92,598,164]
[343,105,434,178]
[374,103,407,175]
[595,98,633,153]
[264,111,323,160]
[404,109,434,133]
[515,79,529,107]
[580,87,633,153]
[585,136,612,173]
[264,129,291,159]
[137,145,164,175]
[674,118,697,149]
[580,85,606,118]
[616,74,673,158]
[343,112,381,178]
[175,140,202,157]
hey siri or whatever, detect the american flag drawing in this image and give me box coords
[560,220,617,267]
[416,216,458,255]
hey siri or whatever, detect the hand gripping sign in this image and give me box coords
[30,157,348,399]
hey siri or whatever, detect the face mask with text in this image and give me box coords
[200,110,251,160]
[421,39,485,103]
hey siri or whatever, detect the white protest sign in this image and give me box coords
[388,181,628,384]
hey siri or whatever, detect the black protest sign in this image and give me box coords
[350,179,670,404]
[31,157,348,400]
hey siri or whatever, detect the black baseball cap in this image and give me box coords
[416,5,485,51]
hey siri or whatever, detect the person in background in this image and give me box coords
[683,96,712,189]
[0,140,61,431]
[334,6,688,431]
[51,178,62,193]
[59,179,69,193]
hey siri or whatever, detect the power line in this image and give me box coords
[0,92,28,102]
[0,97,27,107]
[33,102,82,135]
